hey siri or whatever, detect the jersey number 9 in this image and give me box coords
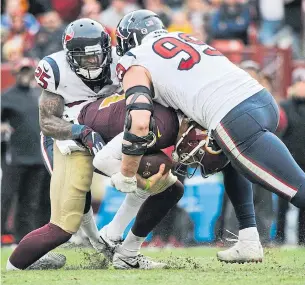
[152,33,222,71]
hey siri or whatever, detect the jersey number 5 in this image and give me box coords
[35,66,51,89]
[152,33,222,71]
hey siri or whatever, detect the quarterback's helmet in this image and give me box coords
[63,18,112,81]
[116,9,166,56]
[172,118,229,178]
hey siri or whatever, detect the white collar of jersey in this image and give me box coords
[142,30,168,44]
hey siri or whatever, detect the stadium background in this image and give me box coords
[1,0,305,248]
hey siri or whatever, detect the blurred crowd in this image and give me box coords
[1,0,304,64]
[1,0,305,247]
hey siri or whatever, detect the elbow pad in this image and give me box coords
[123,86,156,156]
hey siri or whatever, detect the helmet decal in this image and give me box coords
[141,28,148,35]
[144,19,155,27]
[116,11,134,40]
[126,11,135,36]
[64,26,74,45]
[115,27,128,40]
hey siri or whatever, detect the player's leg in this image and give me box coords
[41,135,98,248]
[213,89,305,208]
[41,134,54,175]
[217,164,263,263]
[113,180,184,269]
[223,164,256,231]
[94,133,150,248]
[7,144,93,270]
[100,188,150,242]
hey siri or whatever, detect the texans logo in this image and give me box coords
[64,27,74,45]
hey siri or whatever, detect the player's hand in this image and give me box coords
[145,164,169,190]
[79,126,105,156]
[111,172,137,193]
[149,170,177,195]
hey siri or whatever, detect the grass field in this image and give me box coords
[1,246,305,285]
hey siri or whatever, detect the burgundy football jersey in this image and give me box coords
[78,94,179,152]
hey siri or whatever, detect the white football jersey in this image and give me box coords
[117,32,264,130]
[35,47,120,123]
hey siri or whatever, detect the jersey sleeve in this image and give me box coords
[34,57,60,94]
[116,51,139,82]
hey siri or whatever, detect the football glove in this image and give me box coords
[111,172,137,193]
[72,125,105,156]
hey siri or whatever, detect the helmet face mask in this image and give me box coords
[116,33,136,57]
[73,52,103,70]
[68,48,107,80]
[172,120,229,178]
[173,123,207,178]
[63,18,112,81]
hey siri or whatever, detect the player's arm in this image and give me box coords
[39,90,105,154]
[39,89,73,139]
[120,65,154,177]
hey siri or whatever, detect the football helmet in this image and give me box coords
[116,9,167,56]
[172,118,229,178]
[62,18,112,81]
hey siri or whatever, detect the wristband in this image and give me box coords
[144,178,151,191]
[71,124,86,139]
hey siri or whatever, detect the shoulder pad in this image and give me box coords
[116,51,138,82]
[111,47,120,66]
[35,57,60,94]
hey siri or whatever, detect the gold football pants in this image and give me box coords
[50,143,93,234]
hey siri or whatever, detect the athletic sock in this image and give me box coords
[118,231,146,257]
[105,188,149,240]
[9,223,71,269]
[81,207,99,241]
[223,164,257,230]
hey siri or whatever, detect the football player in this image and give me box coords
[79,94,184,269]
[31,92,260,269]
[111,9,305,263]
[7,18,121,271]
[80,96,263,267]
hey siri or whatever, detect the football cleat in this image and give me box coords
[113,251,167,270]
[89,237,107,253]
[217,227,263,263]
[27,252,66,270]
[98,226,123,261]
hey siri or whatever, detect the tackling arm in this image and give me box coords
[120,65,154,177]
[39,90,74,140]
[39,90,105,154]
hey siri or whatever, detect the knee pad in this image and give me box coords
[56,186,88,234]
[70,151,94,192]
[50,146,94,234]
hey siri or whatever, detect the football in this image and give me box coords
[138,151,173,178]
